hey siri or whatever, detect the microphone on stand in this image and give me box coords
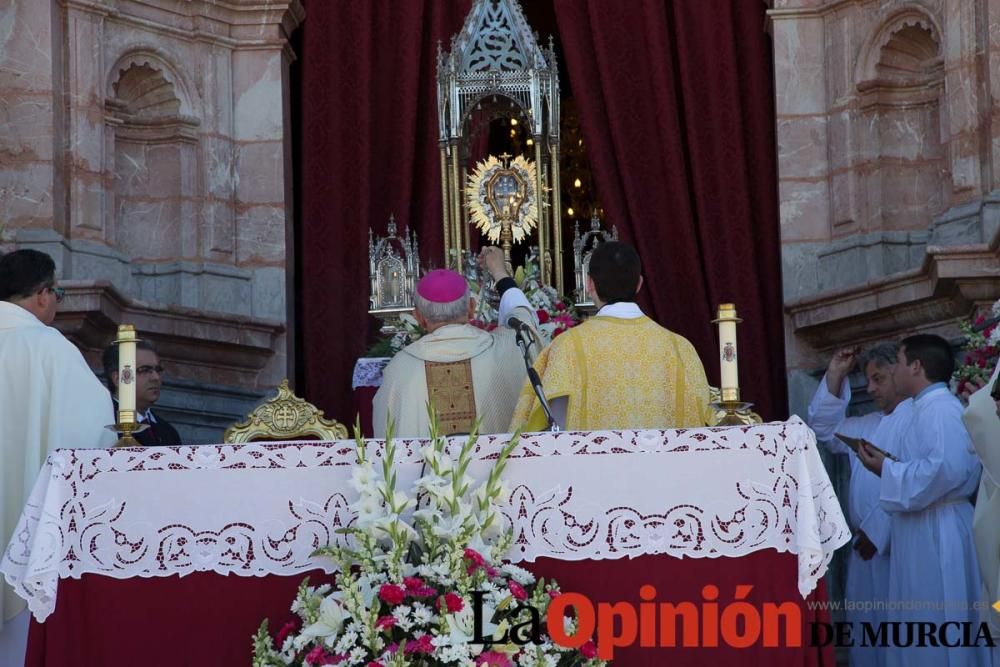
[507,316,533,334]
[509,315,560,432]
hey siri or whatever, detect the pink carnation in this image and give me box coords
[304,647,345,665]
[441,592,464,613]
[411,585,437,598]
[403,576,425,591]
[375,615,397,630]
[554,313,576,328]
[274,619,299,648]
[379,583,407,606]
[508,580,528,601]
[536,309,550,324]
[464,548,486,567]
[580,641,598,659]
[475,651,513,667]
[404,635,435,655]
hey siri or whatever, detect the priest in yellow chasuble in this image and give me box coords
[373,247,538,438]
[511,242,712,432]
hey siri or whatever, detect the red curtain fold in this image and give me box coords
[298,0,471,423]
[553,0,787,420]
[298,0,787,423]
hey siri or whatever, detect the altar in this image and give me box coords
[2,420,847,666]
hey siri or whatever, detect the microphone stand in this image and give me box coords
[514,327,560,432]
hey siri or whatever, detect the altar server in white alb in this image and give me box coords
[373,246,537,438]
[807,342,911,667]
[858,334,989,667]
[961,363,1000,665]
[0,249,116,664]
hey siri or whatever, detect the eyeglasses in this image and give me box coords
[136,365,164,376]
[37,286,65,303]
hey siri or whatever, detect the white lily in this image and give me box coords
[446,600,505,656]
[295,593,347,649]
[430,512,472,539]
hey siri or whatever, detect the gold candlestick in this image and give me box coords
[710,303,753,426]
[107,324,148,447]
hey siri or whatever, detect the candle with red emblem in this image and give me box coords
[117,325,137,416]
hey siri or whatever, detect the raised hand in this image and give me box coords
[478,246,509,281]
[826,346,860,395]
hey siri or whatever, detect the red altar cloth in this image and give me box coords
[25,551,832,666]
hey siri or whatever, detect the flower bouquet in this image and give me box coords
[252,415,604,667]
[468,254,580,345]
[953,299,1000,402]
[364,314,425,358]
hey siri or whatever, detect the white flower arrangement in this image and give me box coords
[252,413,605,667]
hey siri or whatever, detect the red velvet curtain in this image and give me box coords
[298,0,471,423]
[553,0,787,420]
[298,0,787,423]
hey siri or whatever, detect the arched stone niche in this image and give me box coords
[856,9,944,231]
[105,51,201,261]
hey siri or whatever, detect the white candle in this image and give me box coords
[117,325,137,415]
[717,304,739,395]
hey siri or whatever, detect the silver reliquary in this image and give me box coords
[368,214,419,333]
[573,211,618,309]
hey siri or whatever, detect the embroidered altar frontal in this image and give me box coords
[2,418,849,622]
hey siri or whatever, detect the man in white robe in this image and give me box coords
[962,363,1000,665]
[859,334,990,666]
[373,247,537,438]
[0,249,116,665]
[808,342,911,667]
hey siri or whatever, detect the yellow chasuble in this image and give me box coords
[510,315,712,431]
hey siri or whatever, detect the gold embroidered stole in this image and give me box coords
[424,359,477,435]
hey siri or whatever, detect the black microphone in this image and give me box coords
[507,316,532,333]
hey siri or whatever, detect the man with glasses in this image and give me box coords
[0,249,115,665]
[102,340,182,446]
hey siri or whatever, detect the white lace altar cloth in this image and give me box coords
[352,357,390,389]
[1,418,848,622]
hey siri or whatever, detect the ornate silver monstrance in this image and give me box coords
[437,0,564,291]
[465,153,538,266]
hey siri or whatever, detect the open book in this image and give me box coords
[834,432,901,462]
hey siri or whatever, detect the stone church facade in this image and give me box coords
[0,0,302,441]
[773,0,1000,413]
[2,0,999,441]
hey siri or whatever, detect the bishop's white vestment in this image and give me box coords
[373,288,536,438]
[807,374,911,667]
[0,302,116,628]
[880,383,989,667]
[962,364,1000,665]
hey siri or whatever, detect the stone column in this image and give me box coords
[63,1,109,241]
[770,3,830,298]
[0,0,57,247]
